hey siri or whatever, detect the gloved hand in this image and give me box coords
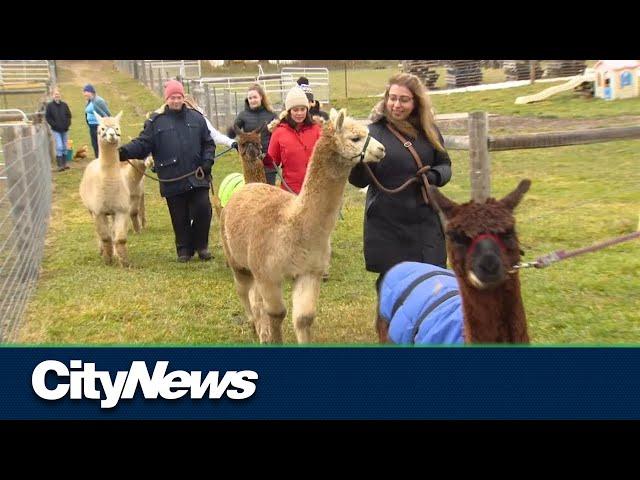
[118,147,128,162]
[426,170,440,186]
[202,160,213,177]
[231,142,238,151]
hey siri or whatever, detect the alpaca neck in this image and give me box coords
[241,155,267,183]
[292,136,349,240]
[127,159,145,182]
[99,143,120,172]
[458,275,529,343]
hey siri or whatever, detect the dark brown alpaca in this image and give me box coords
[376,179,531,344]
[234,125,267,184]
[212,125,269,222]
[429,180,531,343]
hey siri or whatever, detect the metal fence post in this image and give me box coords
[212,86,219,130]
[149,66,154,93]
[204,84,212,124]
[468,111,490,202]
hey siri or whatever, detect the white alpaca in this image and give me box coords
[220,108,386,344]
[79,111,131,266]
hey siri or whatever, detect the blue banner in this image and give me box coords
[2,347,640,420]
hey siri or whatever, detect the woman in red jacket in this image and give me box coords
[267,86,322,194]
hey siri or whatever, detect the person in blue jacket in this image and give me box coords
[82,84,111,158]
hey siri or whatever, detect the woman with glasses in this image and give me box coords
[348,73,452,297]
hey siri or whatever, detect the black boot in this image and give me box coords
[55,156,65,172]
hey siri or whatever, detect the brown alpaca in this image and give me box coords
[120,158,147,233]
[221,108,386,344]
[376,179,531,344]
[235,125,267,183]
[79,111,131,266]
[212,125,268,223]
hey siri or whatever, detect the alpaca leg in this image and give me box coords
[113,212,130,267]
[131,213,141,233]
[139,192,146,229]
[95,214,113,265]
[248,284,265,341]
[211,194,223,224]
[129,193,142,233]
[291,273,321,344]
[231,268,256,328]
[255,279,286,344]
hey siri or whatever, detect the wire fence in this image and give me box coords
[115,60,331,132]
[0,119,53,342]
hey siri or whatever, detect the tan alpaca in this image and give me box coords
[120,158,147,233]
[220,108,385,344]
[79,111,131,266]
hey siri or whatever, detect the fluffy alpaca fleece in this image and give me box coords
[221,109,386,344]
[79,111,131,266]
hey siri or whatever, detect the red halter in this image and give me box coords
[468,233,507,255]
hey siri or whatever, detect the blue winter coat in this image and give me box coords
[379,262,464,345]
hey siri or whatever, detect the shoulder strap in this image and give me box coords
[385,124,433,205]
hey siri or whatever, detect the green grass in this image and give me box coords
[337,80,640,119]
[15,60,640,345]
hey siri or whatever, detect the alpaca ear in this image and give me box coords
[94,112,103,124]
[329,108,338,122]
[234,125,244,136]
[428,185,459,219]
[500,179,531,211]
[114,111,123,122]
[334,108,346,132]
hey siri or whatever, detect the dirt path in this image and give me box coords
[57,60,115,87]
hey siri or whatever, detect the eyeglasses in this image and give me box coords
[388,95,414,104]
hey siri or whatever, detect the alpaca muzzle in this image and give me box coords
[468,234,507,289]
[353,134,385,163]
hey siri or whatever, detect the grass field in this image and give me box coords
[14,60,640,345]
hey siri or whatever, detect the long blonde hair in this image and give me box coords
[384,73,444,151]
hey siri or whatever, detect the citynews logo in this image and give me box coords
[32,360,258,409]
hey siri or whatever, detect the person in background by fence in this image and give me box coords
[231,84,277,184]
[82,84,111,158]
[183,94,238,152]
[267,85,322,195]
[296,76,329,122]
[45,87,72,172]
[348,73,452,299]
[118,80,216,262]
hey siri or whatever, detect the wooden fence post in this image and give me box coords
[530,60,537,85]
[468,111,490,202]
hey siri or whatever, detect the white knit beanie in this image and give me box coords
[285,86,309,111]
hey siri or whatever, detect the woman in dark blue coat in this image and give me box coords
[348,73,452,294]
[119,80,215,262]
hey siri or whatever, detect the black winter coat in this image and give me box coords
[45,100,72,133]
[348,118,452,274]
[309,102,329,121]
[119,105,215,198]
[233,101,276,155]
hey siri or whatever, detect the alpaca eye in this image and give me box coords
[351,137,362,142]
